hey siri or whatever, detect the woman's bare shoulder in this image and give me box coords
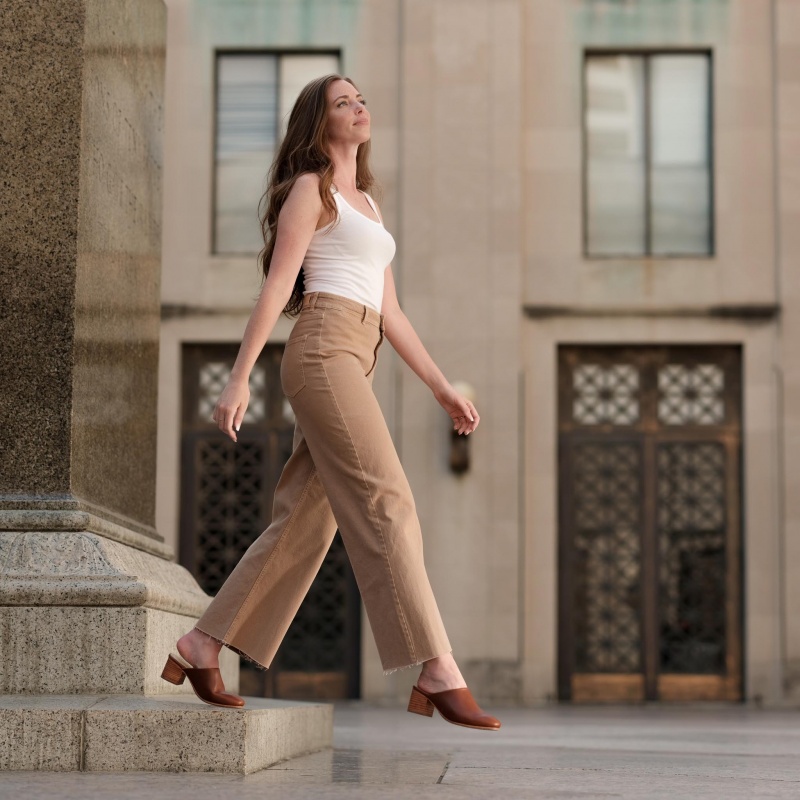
[293,171,322,190]
[283,172,323,214]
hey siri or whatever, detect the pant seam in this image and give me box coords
[319,356,418,664]
[220,462,320,640]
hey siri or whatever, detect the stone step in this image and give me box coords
[0,694,333,774]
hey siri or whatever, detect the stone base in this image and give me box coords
[0,530,240,694]
[0,606,240,695]
[0,694,333,773]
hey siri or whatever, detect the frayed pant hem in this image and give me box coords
[382,648,453,676]
[193,625,270,672]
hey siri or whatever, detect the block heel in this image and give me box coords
[160,653,188,685]
[407,685,435,716]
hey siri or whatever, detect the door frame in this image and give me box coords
[519,317,783,706]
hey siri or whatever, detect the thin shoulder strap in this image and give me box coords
[362,192,382,224]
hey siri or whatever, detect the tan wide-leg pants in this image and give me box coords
[194,290,452,674]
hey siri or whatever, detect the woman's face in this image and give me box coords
[325,79,370,146]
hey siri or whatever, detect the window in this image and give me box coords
[213,51,340,255]
[583,52,713,257]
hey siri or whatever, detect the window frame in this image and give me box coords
[581,48,715,260]
[210,48,341,256]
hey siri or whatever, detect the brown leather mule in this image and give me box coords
[160,651,245,708]
[407,684,501,730]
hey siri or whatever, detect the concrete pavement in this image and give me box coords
[1,701,798,798]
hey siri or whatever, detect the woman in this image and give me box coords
[160,74,500,731]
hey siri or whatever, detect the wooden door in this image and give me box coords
[558,345,742,702]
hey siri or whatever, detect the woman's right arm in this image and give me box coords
[212,173,323,442]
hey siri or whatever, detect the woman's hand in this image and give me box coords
[433,383,480,435]
[211,377,250,442]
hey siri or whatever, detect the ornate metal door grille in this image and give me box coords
[180,343,361,699]
[558,346,742,702]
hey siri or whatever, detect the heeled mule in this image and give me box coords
[160,651,246,708]
[407,684,501,730]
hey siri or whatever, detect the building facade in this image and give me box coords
[157,0,800,706]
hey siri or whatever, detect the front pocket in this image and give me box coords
[280,334,309,397]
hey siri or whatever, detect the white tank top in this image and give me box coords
[301,185,396,313]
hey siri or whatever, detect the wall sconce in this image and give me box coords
[448,380,475,476]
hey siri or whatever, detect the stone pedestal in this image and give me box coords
[0,530,238,696]
[0,0,331,771]
[0,694,333,773]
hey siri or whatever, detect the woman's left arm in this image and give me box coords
[381,264,479,436]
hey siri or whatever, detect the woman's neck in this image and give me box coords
[328,143,360,191]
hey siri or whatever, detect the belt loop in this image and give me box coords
[307,293,317,310]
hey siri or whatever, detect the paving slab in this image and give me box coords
[0,701,798,798]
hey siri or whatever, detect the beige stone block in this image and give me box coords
[778,0,800,45]
[523,46,580,129]
[434,87,491,136]
[401,294,434,337]
[729,0,772,45]
[353,71,399,122]
[716,81,773,129]
[779,84,800,131]
[0,531,205,613]
[0,606,239,696]
[491,125,523,170]
[404,0,435,46]
[523,0,569,45]
[486,612,519,661]
[353,6,399,51]
[778,44,800,82]
[491,184,522,248]
[779,206,800,263]
[490,252,524,296]
[488,460,519,524]
[525,129,581,172]
[401,127,435,175]
[0,699,84,770]
[523,172,582,257]
[489,287,521,326]
[430,196,490,256]
[0,695,332,773]
[491,12,522,79]
[404,42,435,85]
[205,257,264,310]
[717,45,773,89]
[399,192,435,265]
[87,696,332,773]
[433,2,490,83]
[369,126,399,173]
[777,154,800,231]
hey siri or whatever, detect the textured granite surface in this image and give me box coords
[0,605,242,695]
[0,531,241,694]
[0,695,333,773]
[0,0,166,534]
[0,531,207,611]
[0,508,174,557]
[0,1,83,499]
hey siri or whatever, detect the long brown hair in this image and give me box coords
[257,74,378,317]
